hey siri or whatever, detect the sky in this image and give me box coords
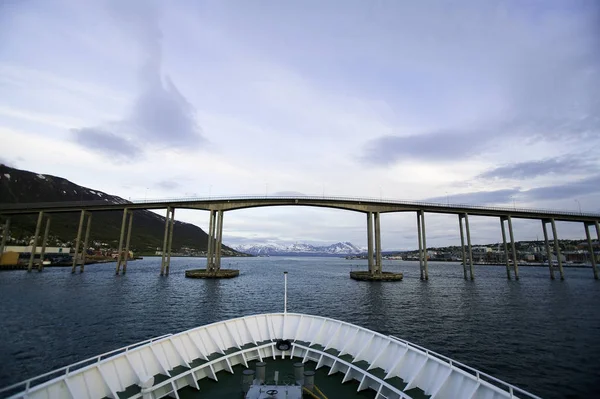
[1,0,599,250]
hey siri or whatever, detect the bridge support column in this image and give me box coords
[500,217,511,280]
[38,216,52,272]
[374,212,382,274]
[28,211,44,272]
[507,215,519,280]
[0,217,10,258]
[207,210,217,272]
[115,209,129,275]
[165,208,175,275]
[215,210,224,271]
[367,212,374,273]
[584,222,598,280]
[458,214,467,279]
[550,218,564,280]
[122,212,133,274]
[541,220,555,280]
[464,213,473,280]
[419,210,429,280]
[80,213,92,272]
[160,207,171,276]
[416,211,423,279]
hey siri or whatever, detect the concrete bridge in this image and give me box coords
[1,195,599,280]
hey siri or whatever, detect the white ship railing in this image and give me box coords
[389,335,542,399]
[0,333,172,397]
[0,313,543,399]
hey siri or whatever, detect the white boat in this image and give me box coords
[0,275,542,399]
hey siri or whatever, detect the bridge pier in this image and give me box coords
[507,215,519,280]
[186,209,239,279]
[28,211,44,272]
[464,214,474,280]
[165,209,174,275]
[550,218,564,280]
[458,215,467,279]
[500,217,511,280]
[116,209,134,275]
[541,220,555,280]
[349,211,402,281]
[160,207,172,276]
[0,217,10,258]
[38,215,51,272]
[122,212,133,274]
[215,210,224,271]
[459,214,474,280]
[416,211,428,280]
[374,212,382,274]
[366,212,374,273]
[207,210,217,272]
[80,213,92,272]
[584,222,598,280]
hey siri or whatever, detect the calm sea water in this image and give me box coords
[1,257,599,398]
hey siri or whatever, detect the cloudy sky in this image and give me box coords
[1,0,599,250]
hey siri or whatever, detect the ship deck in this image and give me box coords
[175,358,430,399]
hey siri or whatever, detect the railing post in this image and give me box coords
[28,211,44,272]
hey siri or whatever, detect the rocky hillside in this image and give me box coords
[0,164,236,254]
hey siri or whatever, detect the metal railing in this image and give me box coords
[0,333,172,397]
[1,195,599,218]
[388,335,543,399]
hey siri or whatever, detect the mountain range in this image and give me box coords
[235,241,365,256]
[0,164,236,254]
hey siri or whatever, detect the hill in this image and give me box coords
[0,164,236,255]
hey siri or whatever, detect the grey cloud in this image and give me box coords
[523,174,600,202]
[72,0,205,157]
[73,128,140,160]
[477,158,596,180]
[156,180,180,190]
[426,189,520,205]
[363,130,484,165]
[130,76,204,147]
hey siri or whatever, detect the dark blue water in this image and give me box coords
[1,257,599,398]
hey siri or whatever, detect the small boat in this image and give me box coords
[0,274,541,399]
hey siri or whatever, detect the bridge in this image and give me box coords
[1,195,599,280]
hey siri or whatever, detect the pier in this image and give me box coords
[1,196,599,280]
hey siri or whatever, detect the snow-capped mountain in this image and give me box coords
[235,242,365,256]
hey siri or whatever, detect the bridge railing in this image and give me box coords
[0,195,599,218]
